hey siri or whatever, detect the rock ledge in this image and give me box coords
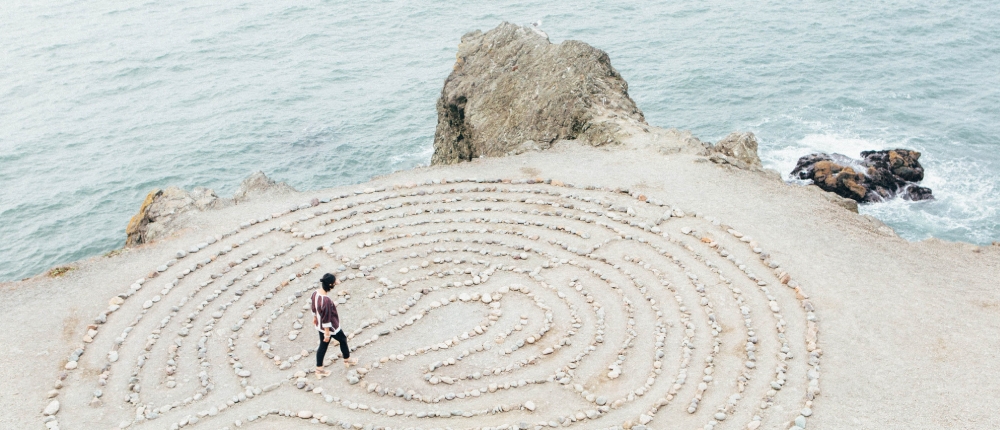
[125,172,294,247]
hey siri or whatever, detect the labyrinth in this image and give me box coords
[47,178,821,430]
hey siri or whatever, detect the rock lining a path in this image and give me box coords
[47,178,820,430]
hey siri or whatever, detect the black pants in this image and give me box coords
[317,330,350,367]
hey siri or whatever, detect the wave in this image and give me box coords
[762,133,892,180]
[762,132,998,244]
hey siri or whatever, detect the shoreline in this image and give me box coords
[8,141,984,289]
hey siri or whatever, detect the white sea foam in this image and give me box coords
[762,133,891,181]
[762,132,998,244]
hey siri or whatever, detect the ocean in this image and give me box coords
[2,0,998,282]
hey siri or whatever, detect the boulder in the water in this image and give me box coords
[791,149,933,203]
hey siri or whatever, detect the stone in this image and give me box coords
[793,154,867,201]
[43,400,60,416]
[791,149,932,203]
[431,22,646,165]
[75,165,827,430]
[126,172,295,247]
[234,171,296,202]
[125,188,219,246]
[709,132,762,169]
[794,415,807,428]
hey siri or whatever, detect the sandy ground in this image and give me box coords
[3,130,999,430]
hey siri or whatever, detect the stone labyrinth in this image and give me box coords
[47,178,822,430]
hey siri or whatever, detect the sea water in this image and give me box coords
[2,0,998,281]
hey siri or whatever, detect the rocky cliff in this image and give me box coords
[125,172,294,246]
[431,22,647,165]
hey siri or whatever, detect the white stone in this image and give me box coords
[43,400,60,416]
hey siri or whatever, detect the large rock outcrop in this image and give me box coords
[705,132,764,170]
[125,187,222,247]
[791,149,933,203]
[125,172,294,247]
[431,22,647,165]
[233,171,296,202]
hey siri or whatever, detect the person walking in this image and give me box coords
[312,273,356,379]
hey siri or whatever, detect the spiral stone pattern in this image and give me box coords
[47,178,821,430]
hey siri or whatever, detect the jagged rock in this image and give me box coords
[125,189,162,247]
[651,128,710,156]
[803,156,868,201]
[859,150,932,200]
[125,187,222,246]
[125,172,294,247]
[431,22,646,165]
[791,149,933,203]
[708,132,762,169]
[234,171,296,202]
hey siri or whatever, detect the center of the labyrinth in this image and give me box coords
[49,179,821,430]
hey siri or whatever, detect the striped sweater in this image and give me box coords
[310,290,341,334]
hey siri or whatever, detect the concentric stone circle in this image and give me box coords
[46,178,821,430]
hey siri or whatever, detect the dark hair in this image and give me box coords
[320,273,337,292]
